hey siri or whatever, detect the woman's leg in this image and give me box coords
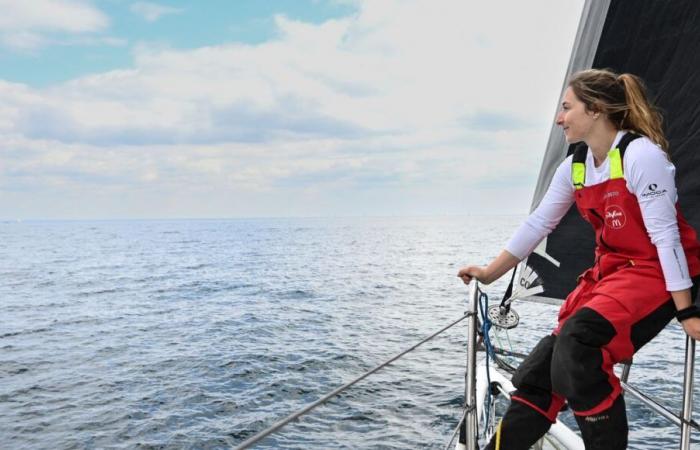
[551,297,676,449]
[483,400,553,450]
[574,394,628,450]
[484,335,565,450]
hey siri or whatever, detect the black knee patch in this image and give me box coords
[551,307,616,412]
[511,335,556,413]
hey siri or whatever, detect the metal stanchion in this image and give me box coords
[464,282,479,450]
[620,359,632,384]
[680,335,695,450]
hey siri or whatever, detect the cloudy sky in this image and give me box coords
[0,0,584,220]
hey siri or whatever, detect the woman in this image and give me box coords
[458,69,700,449]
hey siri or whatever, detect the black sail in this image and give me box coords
[519,0,700,301]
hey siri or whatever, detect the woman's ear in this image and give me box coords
[586,102,602,118]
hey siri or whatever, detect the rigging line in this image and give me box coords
[477,342,528,360]
[499,267,518,309]
[444,403,470,450]
[234,311,476,450]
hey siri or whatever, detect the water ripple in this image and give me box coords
[1,217,695,449]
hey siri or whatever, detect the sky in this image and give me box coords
[0,0,585,220]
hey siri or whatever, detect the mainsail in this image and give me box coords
[518,0,700,301]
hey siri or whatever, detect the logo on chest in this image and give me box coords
[604,205,626,229]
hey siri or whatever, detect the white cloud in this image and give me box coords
[0,0,108,32]
[0,0,109,50]
[0,0,585,219]
[57,36,128,47]
[0,31,45,51]
[130,2,184,22]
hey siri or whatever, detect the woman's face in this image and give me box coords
[555,87,597,143]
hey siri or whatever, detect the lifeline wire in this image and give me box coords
[234,311,475,450]
[444,404,470,450]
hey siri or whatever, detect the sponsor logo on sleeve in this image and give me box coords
[641,183,668,199]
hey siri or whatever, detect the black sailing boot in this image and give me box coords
[574,394,628,450]
[483,400,551,450]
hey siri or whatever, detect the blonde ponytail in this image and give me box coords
[617,73,668,152]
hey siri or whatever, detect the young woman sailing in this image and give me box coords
[458,69,700,449]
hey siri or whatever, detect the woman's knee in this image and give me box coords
[551,308,617,408]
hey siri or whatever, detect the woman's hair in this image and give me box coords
[568,69,669,153]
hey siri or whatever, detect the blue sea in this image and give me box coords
[1,217,697,449]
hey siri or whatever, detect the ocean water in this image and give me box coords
[0,216,697,449]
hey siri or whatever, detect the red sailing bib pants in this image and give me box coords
[489,133,700,450]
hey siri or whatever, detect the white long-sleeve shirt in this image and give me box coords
[506,130,692,291]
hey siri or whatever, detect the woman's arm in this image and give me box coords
[458,156,575,285]
[626,140,700,339]
[458,250,520,285]
[626,141,693,291]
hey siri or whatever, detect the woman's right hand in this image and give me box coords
[457,265,489,285]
